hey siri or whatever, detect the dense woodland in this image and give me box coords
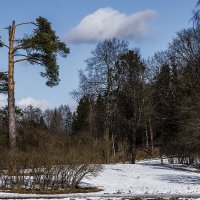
[0,2,200,168]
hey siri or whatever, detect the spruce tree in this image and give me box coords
[72,96,90,134]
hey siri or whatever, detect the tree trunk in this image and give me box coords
[145,122,149,148]
[111,131,116,157]
[130,127,137,164]
[131,144,136,164]
[8,21,16,150]
[149,118,154,155]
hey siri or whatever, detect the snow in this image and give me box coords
[0,158,200,199]
[86,159,200,197]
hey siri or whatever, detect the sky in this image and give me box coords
[0,0,197,111]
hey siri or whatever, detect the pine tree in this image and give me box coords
[0,17,70,149]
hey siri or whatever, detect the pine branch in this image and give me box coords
[1,43,9,48]
[14,54,43,65]
[0,37,9,48]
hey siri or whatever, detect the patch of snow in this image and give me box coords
[84,159,200,197]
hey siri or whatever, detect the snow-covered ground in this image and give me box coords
[0,158,200,199]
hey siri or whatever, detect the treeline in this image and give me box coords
[0,105,72,148]
[0,104,130,163]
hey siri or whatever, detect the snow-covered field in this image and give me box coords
[0,159,200,199]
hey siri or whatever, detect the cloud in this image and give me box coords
[16,97,52,110]
[66,7,157,43]
[69,102,78,112]
[0,94,7,107]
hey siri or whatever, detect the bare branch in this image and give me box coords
[14,45,25,52]
[15,22,36,27]
[14,56,43,65]
[28,59,43,65]
[14,58,29,63]
[196,0,200,8]
[14,53,29,57]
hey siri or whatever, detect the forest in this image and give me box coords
[0,0,200,194]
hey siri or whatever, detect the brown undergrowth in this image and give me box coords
[0,186,102,194]
[0,132,103,194]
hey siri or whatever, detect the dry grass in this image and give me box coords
[136,148,160,161]
[0,186,102,194]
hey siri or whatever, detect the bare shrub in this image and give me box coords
[0,150,103,193]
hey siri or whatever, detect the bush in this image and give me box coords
[0,148,103,193]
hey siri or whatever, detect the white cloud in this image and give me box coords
[16,97,52,110]
[0,95,52,110]
[69,102,78,112]
[0,94,7,107]
[66,7,157,43]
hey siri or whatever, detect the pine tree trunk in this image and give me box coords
[8,21,16,150]
[8,85,16,149]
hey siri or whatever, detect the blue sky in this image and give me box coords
[0,0,197,111]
